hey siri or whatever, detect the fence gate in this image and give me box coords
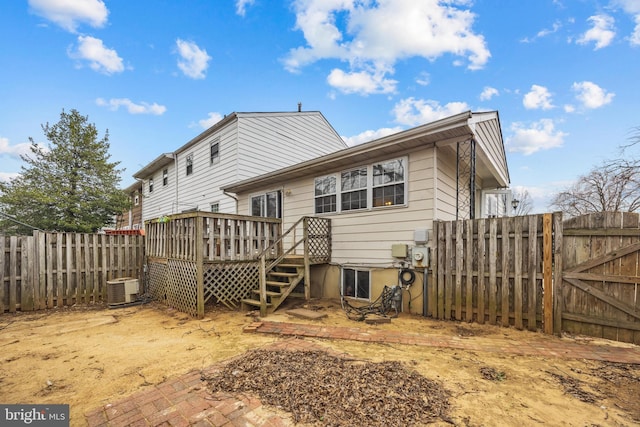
[560,212,640,345]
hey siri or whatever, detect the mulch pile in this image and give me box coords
[203,349,450,426]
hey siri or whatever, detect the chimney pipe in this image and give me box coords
[297,102,302,112]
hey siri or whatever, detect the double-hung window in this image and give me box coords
[342,268,370,300]
[313,157,406,214]
[186,154,193,176]
[341,167,367,211]
[210,141,220,165]
[314,176,336,214]
[162,168,168,186]
[373,158,405,207]
[149,178,154,193]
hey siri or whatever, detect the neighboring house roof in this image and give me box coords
[122,180,143,193]
[133,153,174,180]
[223,110,509,194]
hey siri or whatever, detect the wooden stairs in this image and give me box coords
[240,255,306,314]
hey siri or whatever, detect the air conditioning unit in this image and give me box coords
[107,277,139,306]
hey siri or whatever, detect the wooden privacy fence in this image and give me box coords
[1,232,144,313]
[433,212,640,344]
[432,213,560,333]
[560,212,640,344]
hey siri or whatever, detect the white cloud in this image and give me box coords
[235,0,255,16]
[198,112,224,129]
[342,127,403,146]
[521,21,562,43]
[479,86,499,101]
[28,0,108,33]
[96,98,166,115]
[392,98,469,127]
[327,68,397,95]
[0,136,34,159]
[415,72,430,86]
[0,172,20,183]
[577,14,616,49]
[69,36,124,74]
[523,85,554,110]
[630,15,640,45]
[563,104,576,113]
[507,119,567,155]
[571,81,615,109]
[284,0,490,95]
[175,39,211,79]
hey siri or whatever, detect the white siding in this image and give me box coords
[137,111,346,221]
[238,149,436,266]
[434,146,458,221]
[236,113,347,181]
[141,161,177,221]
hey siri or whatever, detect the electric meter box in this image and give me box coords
[411,247,430,268]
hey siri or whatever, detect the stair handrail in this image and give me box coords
[256,216,308,315]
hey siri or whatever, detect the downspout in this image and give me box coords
[223,191,239,215]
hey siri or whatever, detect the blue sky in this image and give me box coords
[1,0,639,213]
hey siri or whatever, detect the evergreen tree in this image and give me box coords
[0,109,130,234]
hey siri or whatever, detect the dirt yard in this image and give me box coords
[1,300,639,426]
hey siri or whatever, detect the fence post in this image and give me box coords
[0,235,5,313]
[543,213,553,334]
[552,212,564,336]
[259,255,267,317]
[303,217,310,301]
[195,215,205,319]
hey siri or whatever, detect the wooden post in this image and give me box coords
[552,212,564,336]
[0,235,5,313]
[303,217,311,301]
[259,255,267,317]
[543,213,553,334]
[21,236,34,311]
[195,214,205,319]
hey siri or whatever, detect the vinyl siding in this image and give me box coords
[137,112,346,221]
[236,113,347,181]
[473,113,509,187]
[238,148,436,266]
[434,146,458,221]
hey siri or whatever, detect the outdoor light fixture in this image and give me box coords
[511,198,520,212]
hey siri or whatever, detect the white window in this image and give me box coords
[134,194,139,206]
[186,154,193,176]
[210,202,219,213]
[341,167,367,211]
[314,175,336,214]
[162,168,168,186]
[251,191,281,218]
[481,189,512,218]
[342,268,370,300]
[149,178,154,193]
[313,157,407,214]
[373,158,405,207]
[210,141,220,165]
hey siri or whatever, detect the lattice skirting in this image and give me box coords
[204,261,259,309]
[146,260,260,316]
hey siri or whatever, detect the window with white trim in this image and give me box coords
[210,141,220,165]
[134,194,139,206]
[186,154,193,176]
[149,178,154,193]
[373,158,405,207]
[314,175,336,214]
[313,157,407,214]
[210,202,219,213]
[162,168,168,186]
[341,167,367,211]
[251,191,281,218]
[342,268,370,300]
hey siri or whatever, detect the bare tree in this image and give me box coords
[511,189,533,215]
[549,158,640,218]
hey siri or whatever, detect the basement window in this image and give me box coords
[342,268,370,300]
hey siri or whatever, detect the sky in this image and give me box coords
[1,0,639,214]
